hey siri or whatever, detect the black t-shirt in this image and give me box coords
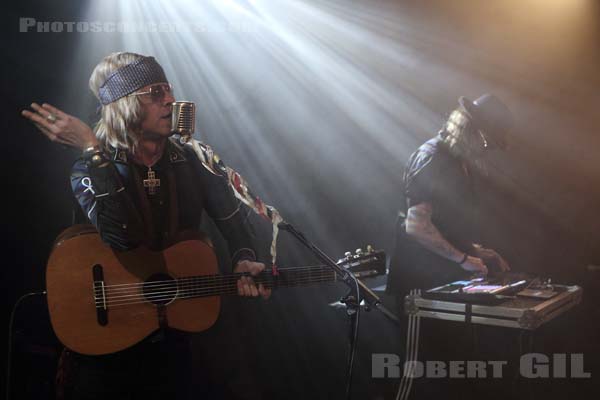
[388,136,476,296]
[131,158,170,250]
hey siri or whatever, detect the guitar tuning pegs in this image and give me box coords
[355,248,363,256]
[344,251,352,259]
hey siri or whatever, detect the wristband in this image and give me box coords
[458,253,469,265]
[82,145,107,167]
[82,145,101,156]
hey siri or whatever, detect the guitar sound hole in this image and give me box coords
[143,273,178,306]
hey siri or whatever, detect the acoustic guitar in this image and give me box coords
[46,225,385,355]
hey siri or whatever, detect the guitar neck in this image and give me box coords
[177,265,338,298]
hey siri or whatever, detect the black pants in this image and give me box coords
[58,330,192,400]
[57,305,264,400]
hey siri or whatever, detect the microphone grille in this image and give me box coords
[171,101,195,137]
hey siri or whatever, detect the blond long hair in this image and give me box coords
[89,52,146,150]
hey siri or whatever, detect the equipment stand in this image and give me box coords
[278,222,399,400]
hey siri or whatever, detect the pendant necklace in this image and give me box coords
[143,166,161,196]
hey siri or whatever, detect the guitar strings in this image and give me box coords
[94,265,333,295]
[96,270,336,305]
[98,270,333,300]
[96,264,330,290]
[95,272,338,308]
[100,276,337,308]
[97,276,337,308]
[91,259,364,308]
[100,270,335,297]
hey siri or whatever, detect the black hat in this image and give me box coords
[459,94,513,149]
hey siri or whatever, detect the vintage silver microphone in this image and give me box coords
[171,101,196,141]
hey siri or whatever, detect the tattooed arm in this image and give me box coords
[405,202,488,274]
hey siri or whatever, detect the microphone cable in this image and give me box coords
[5,290,47,400]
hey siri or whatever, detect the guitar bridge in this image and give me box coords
[92,264,108,326]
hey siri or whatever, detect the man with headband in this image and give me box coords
[22,52,268,399]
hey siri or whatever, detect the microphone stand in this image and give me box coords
[278,222,399,400]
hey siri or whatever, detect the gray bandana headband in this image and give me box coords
[98,56,168,105]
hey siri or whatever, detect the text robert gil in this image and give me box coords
[372,353,591,379]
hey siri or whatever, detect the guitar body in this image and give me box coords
[46,226,220,355]
[46,226,385,356]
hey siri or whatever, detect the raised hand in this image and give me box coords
[21,103,98,150]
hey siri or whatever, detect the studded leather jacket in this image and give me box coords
[70,137,256,266]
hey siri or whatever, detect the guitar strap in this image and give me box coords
[183,138,284,267]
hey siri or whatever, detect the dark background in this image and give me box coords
[2,0,599,399]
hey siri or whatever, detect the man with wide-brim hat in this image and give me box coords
[388,93,513,299]
[459,93,514,151]
[386,93,514,397]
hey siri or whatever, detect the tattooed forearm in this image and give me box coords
[405,203,464,262]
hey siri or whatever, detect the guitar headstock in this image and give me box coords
[337,245,386,278]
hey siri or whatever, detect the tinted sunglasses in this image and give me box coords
[129,83,173,103]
